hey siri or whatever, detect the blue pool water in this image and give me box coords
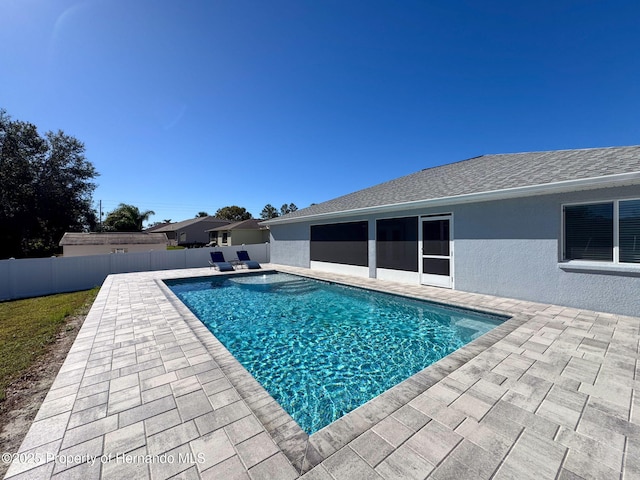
[166,272,504,434]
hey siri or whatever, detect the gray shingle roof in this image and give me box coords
[150,216,230,232]
[266,146,640,223]
[59,232,168,246]
[207,219,265,232]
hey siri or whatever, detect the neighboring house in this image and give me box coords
[149,216,230,246]
[59,232,169,256]
[263,146,640,316]
[207,219,270,246]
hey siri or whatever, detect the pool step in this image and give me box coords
[272,279,320,294]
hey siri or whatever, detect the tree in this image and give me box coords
[103,204,155,231]
[260,204,279,219]
[0,109,98,258]
[280,203,298,216]
[214,206,252,221]
[196,211,209,218]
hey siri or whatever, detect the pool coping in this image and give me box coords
[157,268,528,474]
[5,264,640,479]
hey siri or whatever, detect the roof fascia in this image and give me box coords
[264,171,640,225]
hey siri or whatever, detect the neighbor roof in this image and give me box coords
[145,222,172,232]
[150,216,230,232]
[207,219,266,232]
[59,232,168,246]
[264,145,640,224]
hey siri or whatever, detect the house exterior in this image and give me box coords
[207,218,270,246]
[263,146,640,316]
[149,216,230,246]
[59,232,169,256]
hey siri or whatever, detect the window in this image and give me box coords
[564,203,613,261]
[563,199,640,264]
[620,200,640,263]
[310,221,368,266]
[376,217,418,271]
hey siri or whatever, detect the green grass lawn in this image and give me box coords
[0,288,98,402]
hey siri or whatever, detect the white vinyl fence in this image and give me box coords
[0,243,270,301]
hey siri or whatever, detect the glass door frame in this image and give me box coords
[419,214,453,288]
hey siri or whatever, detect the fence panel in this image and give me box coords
[0,243,271,301]
[0,260,10,299]
[8,258,54,299]
[185,248,211,268]
[110,251,152,274]
[53,255,111,293]
[150,249,187,271]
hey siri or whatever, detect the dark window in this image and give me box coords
[564,203,613,261]
[423,258,450,276]
[422,219,450,256]
[310,221,368,266]
[620,200,640,264]
[376,217,418,271]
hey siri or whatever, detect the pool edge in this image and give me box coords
[157,267,528,475]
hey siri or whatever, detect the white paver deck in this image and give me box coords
[4,264,640,479]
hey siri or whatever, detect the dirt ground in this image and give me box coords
[0,311,86,478]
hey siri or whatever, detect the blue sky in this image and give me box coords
[2,0,639,225]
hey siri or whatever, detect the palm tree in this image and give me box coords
[103,203,155,231]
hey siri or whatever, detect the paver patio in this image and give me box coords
[4,264,640,479]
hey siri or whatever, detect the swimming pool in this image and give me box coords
[166,272,505,434]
